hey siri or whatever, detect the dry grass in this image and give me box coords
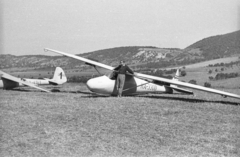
[1,83,240,156]
[175,56,240,70]
[180,65,240,87]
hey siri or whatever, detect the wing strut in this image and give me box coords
[85,62,102,75]
[93,66,101,75]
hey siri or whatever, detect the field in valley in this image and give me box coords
[1,83,240,156]
[4,56,240,89]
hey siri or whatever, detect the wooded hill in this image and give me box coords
[1,30,239,70]
[185,30,240,59]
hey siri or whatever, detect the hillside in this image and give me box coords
[0,47,187,70]
[1,30,240,71]
[185,30,240,59]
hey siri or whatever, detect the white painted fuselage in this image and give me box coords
[0,67,67,90]
[86,75,172,96]
[21,78,51,85]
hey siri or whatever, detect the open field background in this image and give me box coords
[181,67,240,88]
[4,65,240,89]
[1,83,240,156]
[172,56,240,70]
[3,56,240,89]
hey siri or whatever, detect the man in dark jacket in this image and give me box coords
[114,60,134,97]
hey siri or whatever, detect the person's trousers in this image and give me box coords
[116,74,125,96]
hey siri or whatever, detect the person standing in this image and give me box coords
[114,60,134,97]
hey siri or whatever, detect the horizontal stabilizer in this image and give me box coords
[48,81,59,86]
[170,86,194,95]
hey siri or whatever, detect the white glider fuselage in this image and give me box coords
[44,48,240,100]
[0,67,67,90]
[27,79,50,85]
[19,78,55,86]
[86,75,172,96]
[0,77,60,89]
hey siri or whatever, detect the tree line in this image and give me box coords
[209,72,239,80]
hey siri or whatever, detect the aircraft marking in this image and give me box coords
[140,84,157,91]
[59,72,62,79]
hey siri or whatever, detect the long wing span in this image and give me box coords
[1,72,51,93]
[45,48,240,100]
[135,73,240,99]
[44,48,114,71]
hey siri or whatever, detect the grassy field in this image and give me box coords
[1,83,240,157]
[179,64,240,87]
[5,68,110,80]
[170,56,240,70]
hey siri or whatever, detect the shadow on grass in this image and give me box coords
[60,90,110,98]
[7,88,37,92]
[60,90,93,94]
[5,88,108,97]
[138,95,240,106]
[68,91,239,105]
[7,88,59,93]
[8,89,240,105]
[59,90,240,105]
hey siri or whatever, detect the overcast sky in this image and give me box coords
[1,0,240,56]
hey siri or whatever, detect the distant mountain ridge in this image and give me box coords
[185,30,240,59]
[1,30,240,70]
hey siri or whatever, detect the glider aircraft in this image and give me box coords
[0,67,67,92]
[45,48,240,100]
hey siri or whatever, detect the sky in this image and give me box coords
[1,0,240,56]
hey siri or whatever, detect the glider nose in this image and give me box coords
[86,78,96,92]
[86,76,113,95]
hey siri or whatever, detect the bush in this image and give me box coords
[204,82,211,88]
[181,70,187,77]
[68,76,93,83]
[209,76,214,80]
[215,72,239,80]
[189,79,197,85]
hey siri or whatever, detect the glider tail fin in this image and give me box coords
[172,69,180,81]
[50,67,67,85]
[170,69,194,95]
